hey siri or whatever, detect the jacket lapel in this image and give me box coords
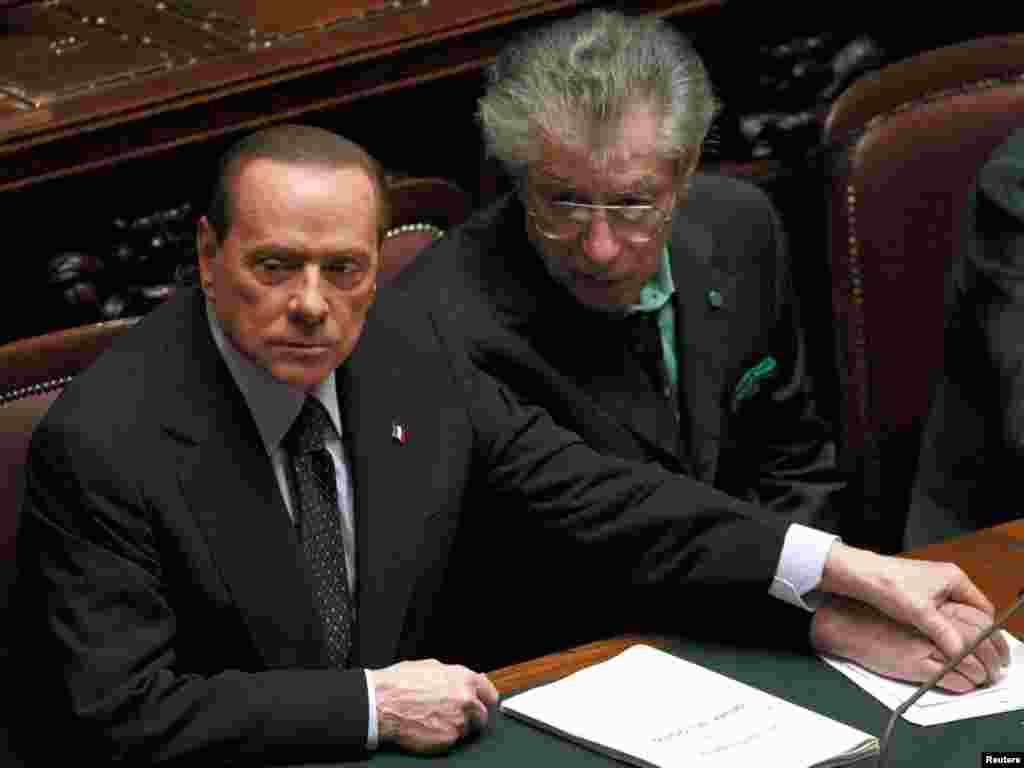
[161,290,328,669]
[340,308,431,669]
[670,215,735,483]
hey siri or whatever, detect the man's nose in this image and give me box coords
[291,265,328,322]
[580,210,621,267]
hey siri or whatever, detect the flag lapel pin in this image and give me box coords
[391,421,408,445]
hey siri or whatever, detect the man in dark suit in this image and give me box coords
[13,124,1008,766]
[396,10,842,664]
[908,127,1024,547]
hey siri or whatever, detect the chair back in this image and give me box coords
[380,175,472,284]
[0,318,138,665]
[823,34,1024,551]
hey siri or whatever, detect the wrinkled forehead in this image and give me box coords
[531,112,684,193]
[531,103,689,186]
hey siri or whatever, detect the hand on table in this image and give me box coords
[818,542,1011,672]
[811,595,1010,692]
[372,658,499,753]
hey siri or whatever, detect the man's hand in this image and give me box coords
[818,543,1011,681]
[811,596,1010,692]
[372,659,499,753]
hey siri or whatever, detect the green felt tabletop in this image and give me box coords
[327,637,1022,768]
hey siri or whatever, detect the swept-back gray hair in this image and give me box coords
[478,10,718,180]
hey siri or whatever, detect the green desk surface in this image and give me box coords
[332,637,1023,767]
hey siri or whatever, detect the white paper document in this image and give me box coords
[500,644,878,768]
[821,631,1024,726]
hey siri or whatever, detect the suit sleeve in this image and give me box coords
[13,414,370,765]
[430,311,815,650]
[726,191,844,534]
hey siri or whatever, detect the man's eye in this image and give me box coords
[618,207,651,223]
[553,195,586,206]
[614,196,654,208]
[258,259,287,271]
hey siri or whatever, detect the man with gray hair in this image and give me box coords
[12,116,1010,765]
[398,10,843,665]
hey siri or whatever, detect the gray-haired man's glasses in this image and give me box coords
[528,198,674,244]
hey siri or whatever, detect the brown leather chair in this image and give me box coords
[380,175,472,285]
[0,318,139,665]
[822,34,1024,551]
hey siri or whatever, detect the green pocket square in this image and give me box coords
[731,356,778,412]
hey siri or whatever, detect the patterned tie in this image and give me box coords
[283,396,353,667]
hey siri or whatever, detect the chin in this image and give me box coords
[267,364,334,392]
[570,288,630,313]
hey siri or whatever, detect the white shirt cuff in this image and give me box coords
[769,524,839,611]
[365,669,379,750]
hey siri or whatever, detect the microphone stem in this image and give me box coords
[878,590,1024,768]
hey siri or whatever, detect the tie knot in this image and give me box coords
[284,397,336,456]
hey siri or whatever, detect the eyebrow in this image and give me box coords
[244,245,371,263]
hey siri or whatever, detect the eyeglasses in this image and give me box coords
[527,196,675,244]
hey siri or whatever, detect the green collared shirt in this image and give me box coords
[627,246,677,400]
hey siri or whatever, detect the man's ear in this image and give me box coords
[681,147,702,183]
[196,216,217,300]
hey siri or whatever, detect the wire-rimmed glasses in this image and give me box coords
[527,195,675,244]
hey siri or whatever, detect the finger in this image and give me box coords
[463,695,490,736]
[914,607,967,663]
[994,627,1012,667]
[944,568,995,615]
[949,651,995,687]
[942,604,1011,679]
[970,635,1009,682]
[475,673,500,707]
[918,657,977,694]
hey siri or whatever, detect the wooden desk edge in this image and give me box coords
[487,635,674,695]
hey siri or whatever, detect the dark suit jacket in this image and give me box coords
[907,128,1024,548]
[394,173,841,669]
[13,286,807,765]
[398,174,841,530]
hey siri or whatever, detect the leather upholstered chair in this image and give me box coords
[822,34,1024,552]
[380,175,472,285]
[0,317,139,672]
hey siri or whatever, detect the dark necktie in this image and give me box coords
[283,397,353,667]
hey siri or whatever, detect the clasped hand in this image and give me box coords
[814,543,1012,692]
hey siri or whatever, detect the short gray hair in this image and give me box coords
[478,10,718,180]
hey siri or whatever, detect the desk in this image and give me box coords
[345,636,1020,767]
[902,519,1024,639]
[355,523,1024,767]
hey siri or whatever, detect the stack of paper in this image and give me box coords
[500,644,878,768]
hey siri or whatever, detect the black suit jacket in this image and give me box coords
[907,128,1024,547]
[397,174,841,527]
[13,286,807,765]
[394,174,840,668]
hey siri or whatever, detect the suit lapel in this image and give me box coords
[162,290,328,669]
[670,215,735,482]
[340,309,430,669]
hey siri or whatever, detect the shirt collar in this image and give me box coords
[205,300,343,453]
[628,245,675,315]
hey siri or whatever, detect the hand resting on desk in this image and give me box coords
[372,659,499,753]
[814,544,1011,692]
